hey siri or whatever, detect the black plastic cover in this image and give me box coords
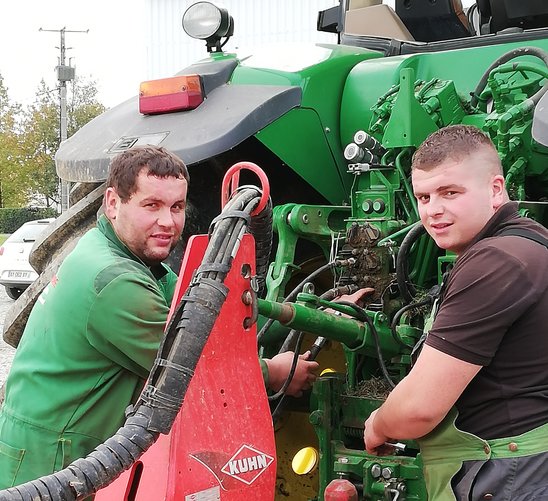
[56,82,301,182]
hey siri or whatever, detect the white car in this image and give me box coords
[0,218,55,300]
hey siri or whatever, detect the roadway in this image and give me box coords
[0,287,16,387]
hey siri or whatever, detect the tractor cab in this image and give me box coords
[318,0,548,54]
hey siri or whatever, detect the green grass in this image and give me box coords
[0,234,8,245]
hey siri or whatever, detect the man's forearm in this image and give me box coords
[368,345,481,443]
[372,376,444,440]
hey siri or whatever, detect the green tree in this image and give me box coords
[68,77,106,135]
[0,75,25,207]
[20,80,60,208]
[20,76,106,208]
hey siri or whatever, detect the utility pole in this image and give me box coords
[40,27,88,213]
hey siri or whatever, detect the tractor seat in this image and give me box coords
[395,0,471,42]
[476,0,548,34]
[345,4,415,41]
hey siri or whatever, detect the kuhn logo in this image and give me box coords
[221,445,274,485]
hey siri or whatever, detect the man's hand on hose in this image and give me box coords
[264,351,319,398]
[337,287,375,306]
[327,287,375,315]
[264,288,373,398]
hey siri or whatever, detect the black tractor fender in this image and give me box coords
[56,58,302,182]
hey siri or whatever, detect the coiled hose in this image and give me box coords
[0,186,271,501]
[248,197,273,298]
[470,46,548,108]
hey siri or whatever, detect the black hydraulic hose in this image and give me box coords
[207,187,271,287]
[278,328,301,354]
[268,332,305,402]
[275,285,358,356]
[470,46,548,108]
[257,262,334,342]
[205,193,253,274]
[269,286,358,420]
[396,222,426,304]
[271,336,326,423]
[0,187,266,501]
[390,296,433,349]
[249,197,273,298]
[336,301,396,389]
[318,284,359,302]
[257,260,343,342]
[281,261,337,304]
[145,189,264,429]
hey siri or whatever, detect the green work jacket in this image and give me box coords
[0,215,177,488]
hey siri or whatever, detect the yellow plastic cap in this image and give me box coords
[292,447,319,475]
[320,368,336,376]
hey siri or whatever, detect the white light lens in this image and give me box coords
[183,2,222,40]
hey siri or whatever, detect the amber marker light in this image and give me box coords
[139,75,204,115]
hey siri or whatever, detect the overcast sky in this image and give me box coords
[1,0,146,108]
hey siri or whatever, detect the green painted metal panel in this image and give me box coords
[255,108,347,204]
[340,38,548,146]
[231,43,383,202]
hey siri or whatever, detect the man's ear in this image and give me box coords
[491,174,507,209]
[104,187,120,220]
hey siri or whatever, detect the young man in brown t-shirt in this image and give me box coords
[363,124,548,500]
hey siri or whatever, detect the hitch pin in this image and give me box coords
[385,442,406,452]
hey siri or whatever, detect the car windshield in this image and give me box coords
[8,223,50,244]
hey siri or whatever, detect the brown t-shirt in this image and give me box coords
[425,202,548,439]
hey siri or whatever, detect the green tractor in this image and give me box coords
[3,1,548,499]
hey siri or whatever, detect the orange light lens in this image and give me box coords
[139,75,204,114]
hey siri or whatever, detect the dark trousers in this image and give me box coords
[452,451,548,500]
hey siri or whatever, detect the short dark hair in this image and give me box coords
[107,146,189,202]
[412,125,501,173]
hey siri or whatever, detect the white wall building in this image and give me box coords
[144,0,338,79]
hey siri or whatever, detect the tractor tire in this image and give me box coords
[30,182,104,274]
[2,183,105,348]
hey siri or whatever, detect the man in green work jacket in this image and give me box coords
[364,125,548,500]
[0,145,318,489]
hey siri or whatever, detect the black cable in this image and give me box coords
[270,336,305,421]
[257,260,336,342]
[219,36,231,50]
[269,286,358,421]
[249,198,273,298]
[278,329,300,354]
[470,46,548,108]
[396,222,426,304]
[390,296,432,349]
[268,332,305,402]
[335,301,396,389]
